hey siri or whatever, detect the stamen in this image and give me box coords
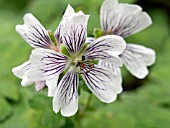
[76,56,94,74]
[82,55,85,61]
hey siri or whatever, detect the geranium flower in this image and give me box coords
[12,5,80,96]
[97,0,155,79]
[27,13,126,116]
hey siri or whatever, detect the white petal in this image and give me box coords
[112,65,122,93]
[81,65,120,103]
[54,4,75,43]
[16,13,51,48]
[27,48,69,81]
[100,0,118,33]
[84,35,126,64]
[53,66,79,117]
[46,76,59,97]
[99,60,122,93]
[85,37,95,43]
[21,77,34,87]
[12,61,34,86]
[121,43,156,79]
[35,81,46,91]
[105,52,123,66]
[62,4,75,19]
[60,14,89,53]
[100,0,118,30]
[12,61,31,78]
[100,0,152,37]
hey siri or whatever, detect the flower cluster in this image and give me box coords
[12,0,155,117]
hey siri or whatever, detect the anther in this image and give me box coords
[82,55,85,61]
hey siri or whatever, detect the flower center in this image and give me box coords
[48,43,60,52]
[107,30,113,35]
[75,55,94,74]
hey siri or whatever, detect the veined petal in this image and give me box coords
[16,13,51,48]
[12,61,34,86]
[54,4,75,43]
[46,77,59,97]
[98,60,122,93]
[100,0,118,32]
[84,35,126,64]
[12,61,31,78]
[100,0,152,37]
[53,66,79,117]
[28,48,70,81]
[105,52,123,66]
[121,43,156,79]
[60,14,89,53]
[81,65,120,103]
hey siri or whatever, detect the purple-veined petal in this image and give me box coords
[60,14,89,53]
[84,35,126,65]
[104,51,123,66]
[100,0,152,37]
[46,76,59,97]
[12,60,33,86]
[35,81,46,91]
[27,48,70,81]
[53,66,79,117]
[98,60,122,93]
[12,61,31,78]
[121,43,155,79]
[100,0,118,33]
[54,4,75,43]
[81,65,120,103]
[16,13,51,48]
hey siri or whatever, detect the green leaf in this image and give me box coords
[0,82,19,101]
[150,36,170,85]
[82,82,170,128]
[0,98,12,122]
[29,93,52,111]
[28,92,64,128]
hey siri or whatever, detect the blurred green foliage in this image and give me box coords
[0,0,170,128]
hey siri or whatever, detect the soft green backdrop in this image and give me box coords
[0,0,170,128]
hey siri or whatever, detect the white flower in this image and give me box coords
[12,5,79,96]
[27,13,126,116]
[98,0,155,79]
